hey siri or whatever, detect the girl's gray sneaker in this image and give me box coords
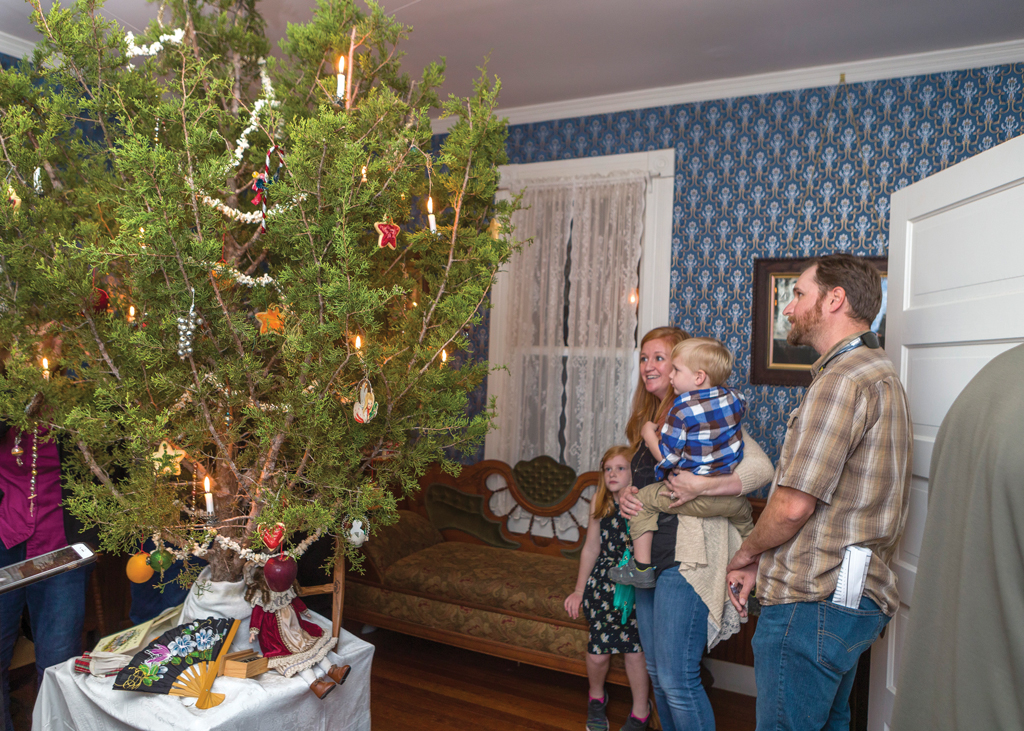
[586,693,609,731]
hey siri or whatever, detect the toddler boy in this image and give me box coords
[610,337,751,589]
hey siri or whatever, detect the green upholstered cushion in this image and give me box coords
[362,509,443,573]
[424,483,519,549]
[512,456,577,508]
[382,541,584,626]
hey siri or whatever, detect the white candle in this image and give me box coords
[427,196,437,233]
[128,305,136,323]
[204,476,214,513]
[441,348,447,364]
[361,166,367,182]
[336,57,345,99]
[42,357,49,380]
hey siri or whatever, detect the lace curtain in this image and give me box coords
[489,175,646,474]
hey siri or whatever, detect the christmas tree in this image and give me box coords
[0,0,515,582]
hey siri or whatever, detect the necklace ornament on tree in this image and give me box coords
[353,378,378,423]
[177,289,202,359]
[152,440,187,476]
[374,221,400,250]
[255,305,285,334]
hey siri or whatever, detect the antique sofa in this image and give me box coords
[342,457,637,681]
[344,457,764,687]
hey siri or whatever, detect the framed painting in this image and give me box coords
[750,256,888,387]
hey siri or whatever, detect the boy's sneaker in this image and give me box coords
[586,693,609,731]
[608,558,656,589]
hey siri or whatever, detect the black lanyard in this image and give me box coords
[817,331,879,373]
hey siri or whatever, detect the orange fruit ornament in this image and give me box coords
[127,551,155,583]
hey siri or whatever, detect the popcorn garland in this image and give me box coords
[151,528,323,566]
[228,59,281,172]
[125,28,185,58]
[211,262,282,294]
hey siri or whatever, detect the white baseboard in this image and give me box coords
[704,658,757,697]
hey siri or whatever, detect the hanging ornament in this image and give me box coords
[374,221,400,250]
[127,552,155,583]
[93,288,110,313]
[148,549,175,572]
[347,520,367,547]
[259,522,286,551]
[6,185,20,211]
[250,146,286,232]
[152,440,187,476]
[177,289,202,360]
[255,305,284,334]
[263,555,298,591]
[353,378,378,423]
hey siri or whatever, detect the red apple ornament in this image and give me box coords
[263,555,297,592]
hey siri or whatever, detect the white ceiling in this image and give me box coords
[4,0,1024,122]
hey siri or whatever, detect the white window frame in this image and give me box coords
[485,149,675,463]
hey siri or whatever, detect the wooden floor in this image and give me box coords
[10,623,756,730]
[352,622,756,731]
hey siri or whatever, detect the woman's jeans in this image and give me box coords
[635,569,715,731]
[0,540,91,731]
[752,597,890,731]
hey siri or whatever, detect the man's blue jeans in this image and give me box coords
[635,569,715,731]
[752,597,890,731]
[0,541,91,731]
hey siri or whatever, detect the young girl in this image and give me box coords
[564,446,651,731]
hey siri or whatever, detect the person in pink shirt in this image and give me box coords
[1,415,97,731]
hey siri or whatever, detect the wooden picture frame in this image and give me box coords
[750,256,887,387]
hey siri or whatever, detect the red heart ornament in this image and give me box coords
[260,522,285,550]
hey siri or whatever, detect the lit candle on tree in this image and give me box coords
[128,305,136,323]
[441,348,448,365]
[204,476,215,514]
[427,196,437,233]
[42,357,50,380]
[336,56,345,99]
[355,334,362,350]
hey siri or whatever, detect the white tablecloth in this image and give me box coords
[32,618,372,731]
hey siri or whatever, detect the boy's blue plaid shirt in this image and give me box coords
[654,386,746,480]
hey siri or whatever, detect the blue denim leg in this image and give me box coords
[1,542,28,731]
[752,597,889,731]
[634,570,715,731]
[0,541,90,731]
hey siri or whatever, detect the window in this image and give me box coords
[486,150,674,473]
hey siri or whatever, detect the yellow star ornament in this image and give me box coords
[152,440,187,476]
[255,305,284,334]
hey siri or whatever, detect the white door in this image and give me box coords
[869,135,1024,729]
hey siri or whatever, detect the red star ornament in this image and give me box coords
[374,221,401,250]
[255,305,284,334]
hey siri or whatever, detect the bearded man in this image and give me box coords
[726,254,913,730]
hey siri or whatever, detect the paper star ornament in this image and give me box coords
[152,440,187,476]
[255,305,284,334]
[374,221,400,250]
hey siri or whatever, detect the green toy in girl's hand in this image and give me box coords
[612,547,636,624]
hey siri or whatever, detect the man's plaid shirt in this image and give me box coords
[655,386,746,481]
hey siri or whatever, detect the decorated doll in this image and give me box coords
[243,561,350,699]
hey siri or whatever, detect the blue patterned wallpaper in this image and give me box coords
[489,62,1024,471]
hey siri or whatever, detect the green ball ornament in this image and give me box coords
[147,549,175,572]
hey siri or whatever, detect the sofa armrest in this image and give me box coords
[362,509,443,577]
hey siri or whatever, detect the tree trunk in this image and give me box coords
[205,540,247,582]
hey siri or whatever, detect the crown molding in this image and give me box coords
[0,29,35,59]
[433,38,1024,134]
